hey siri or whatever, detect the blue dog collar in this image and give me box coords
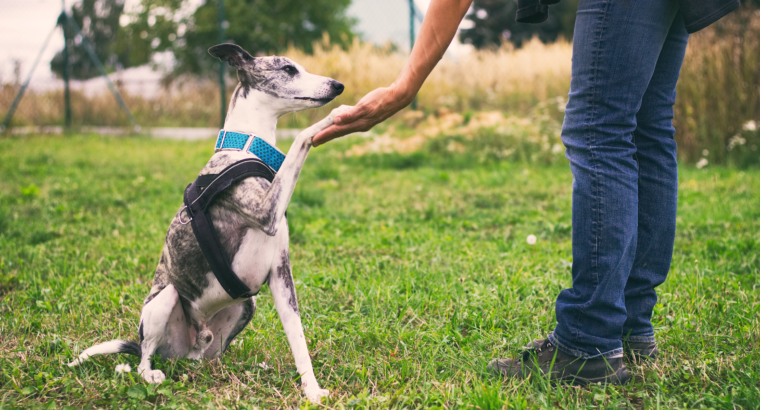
[214,130,285,172]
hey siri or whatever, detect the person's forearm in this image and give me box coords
[311,0,473,145]
[393,0,473,102]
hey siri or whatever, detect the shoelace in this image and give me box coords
[522,340,555,360]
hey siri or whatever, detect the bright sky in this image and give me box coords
[0,0,469,90]
[0,0,73,86]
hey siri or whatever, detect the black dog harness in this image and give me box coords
[180,158,277,299]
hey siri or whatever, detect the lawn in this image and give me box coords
[0,134,758,409]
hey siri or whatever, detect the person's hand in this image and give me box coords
[313,84,413,147]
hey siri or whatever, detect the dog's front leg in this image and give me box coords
[269,249,328,402]
[234,107,346,235]
[262,109,342,230]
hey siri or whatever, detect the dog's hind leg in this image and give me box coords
[202,297,256,359]
[137,284,189,383]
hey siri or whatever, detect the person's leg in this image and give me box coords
[623,13,689,352]
[550,0,682,359]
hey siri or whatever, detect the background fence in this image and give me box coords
[0,2,758,166]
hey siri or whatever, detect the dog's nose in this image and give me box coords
[330,81,344,95]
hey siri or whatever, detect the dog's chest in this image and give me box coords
[230,226,281,288]
[181,150,287,320]
[189,226,282,320]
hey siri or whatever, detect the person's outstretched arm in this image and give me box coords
[313,0,473,146]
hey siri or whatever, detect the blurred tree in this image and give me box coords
[459,0,578,48]
[461,0,757,49]
[126,0,355,78]
[50,0,149,80]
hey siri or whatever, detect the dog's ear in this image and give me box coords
[208,43,254,68]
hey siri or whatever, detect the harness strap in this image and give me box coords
[183,158,277,300]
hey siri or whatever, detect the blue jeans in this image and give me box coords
[549,0,689,359]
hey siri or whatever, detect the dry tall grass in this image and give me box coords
[2,9,758,164]
[0,81,222,129]
[286,35,572,116]
[0,36,572,130]
[674,9,760,164]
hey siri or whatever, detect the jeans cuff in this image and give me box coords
[622,334,656,343]
[548,332,624,360]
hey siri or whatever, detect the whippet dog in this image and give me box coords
[68,43,346,403]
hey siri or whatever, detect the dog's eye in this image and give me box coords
[282,65,298,75]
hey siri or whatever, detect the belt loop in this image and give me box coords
[241,134,255,153]
[218,131,227,152]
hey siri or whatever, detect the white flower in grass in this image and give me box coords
[743,120,757,131]
[696,158,709,169]
[257,362,269,370]
[526,234,537,245]
[115,363,131,374]
[728,134,746,151]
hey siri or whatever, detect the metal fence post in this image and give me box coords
[0,23,58,132]
[61,1,72,130]
[409,0,417,110]
[218,0,227,128]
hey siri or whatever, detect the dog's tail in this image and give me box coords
[67,340,142,367]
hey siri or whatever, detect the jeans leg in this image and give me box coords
[552,0,681,359]
[623,13,689,342]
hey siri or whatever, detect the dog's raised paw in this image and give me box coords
[304,388,329,403]
[329,105,352,123]
[141,369,166,384]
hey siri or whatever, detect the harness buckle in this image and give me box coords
[177,205,193,225]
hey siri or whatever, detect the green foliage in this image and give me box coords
[20,184,40,199]
[468,382,506,409]
[50,0,149,80]
[459,1,758,50]
[127,0,356,78]
[0,208,9,236]
[346,99,569,171]
[460,0,579,48]
[0,134,758,408]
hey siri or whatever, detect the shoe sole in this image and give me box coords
[557,366,631,386]
[624,345,659,363]
[626,349,659,363]
[488,361,631,386]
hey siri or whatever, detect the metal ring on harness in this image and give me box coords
[177,205,192,225]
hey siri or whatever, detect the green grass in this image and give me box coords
[0,134,758,409]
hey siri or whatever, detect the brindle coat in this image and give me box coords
[69,43,346,403]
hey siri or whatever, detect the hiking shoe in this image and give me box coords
[487,338,630,386]
[623,340,659,363]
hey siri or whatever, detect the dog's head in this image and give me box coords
[209,43,344,113]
